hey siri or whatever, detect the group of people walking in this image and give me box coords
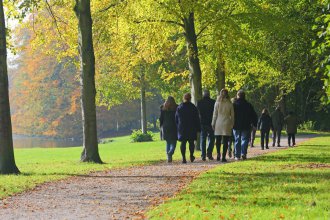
[159,89,298,163]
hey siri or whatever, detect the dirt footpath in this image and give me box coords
[0,135,313,220]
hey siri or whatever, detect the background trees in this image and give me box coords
[1,0,328,148]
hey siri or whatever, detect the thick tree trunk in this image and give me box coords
[74,0,102,163]
[183,12,202,105]
[215,53,226,95]
[140,73,147,134]
[0,0,19,174]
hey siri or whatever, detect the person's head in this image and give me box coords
[203,89,210,98]
[217,88,230,102]
[237,90,245,100]
[163,96,177,111]
[262,108,269,115]
[183,93,191,103]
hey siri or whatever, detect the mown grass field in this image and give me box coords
[147,136,330,220]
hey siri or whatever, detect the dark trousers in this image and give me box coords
[272,129,282,146]
[180,139,195,160]
[288,133,296,146]
[215,136,229,159]
[260,130,270,149]
[200,125,215,158]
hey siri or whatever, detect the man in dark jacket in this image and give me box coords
[233,90,258,160]
[175,93,201,163]
[197,90,215,161]
[271,107,284,147]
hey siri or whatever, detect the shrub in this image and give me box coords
[130,129,154,142]
[298,120,316,131]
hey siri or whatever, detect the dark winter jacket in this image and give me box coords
[159,105,178,141]
[271,109,284,130]
[233,98,258,130]
[197,97,216,126]
[284,114,298,134]
[175,102,201,141]
[257,113,273,132]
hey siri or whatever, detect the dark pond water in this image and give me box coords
[13,135,82,148]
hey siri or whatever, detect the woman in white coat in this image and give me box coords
[211,89,235,162]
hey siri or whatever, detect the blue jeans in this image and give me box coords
[166,140,177,156]
[233,129,250,158]
[200,125,215,158]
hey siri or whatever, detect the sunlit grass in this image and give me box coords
[147,136,330,220]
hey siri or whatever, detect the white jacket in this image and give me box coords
[211,99,234,136]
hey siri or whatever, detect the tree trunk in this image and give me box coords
[215,53,226,95]
[140,72,147,134]
[74,0,102,163]
[0,0,19,174]
[183,12,202,105]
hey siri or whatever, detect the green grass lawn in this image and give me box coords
[147,136,330,220]
[0,134,167,199]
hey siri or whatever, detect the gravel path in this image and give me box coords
[0,135,314,220]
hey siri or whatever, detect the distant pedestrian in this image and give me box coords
[175,93,201,163]
[284,111,298,147]
[250,126,256,148]
[197,89,216,161]
[271,107,284,147]
[211,89,234,162]
[227,97,237,158]
[233,90,258,160]
[257,108,273,150]
[159,96,178,162]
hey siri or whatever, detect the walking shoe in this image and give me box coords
[277,144,281,147]
[221,158,227,163]
[261,147,264,150]
[208,156,214,160]
[182,159,187,164]
[242,155,247,160]
[234,157,240,161]
[190,155,195,162]
[201,156,206,161]
[216,154,221,161]
[266,146,269,149]
[272,144,275,147]
[228,151,232,158]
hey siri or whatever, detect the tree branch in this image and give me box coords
[44,0,63,40]
[99,0,126,12]
[135,19,184,28]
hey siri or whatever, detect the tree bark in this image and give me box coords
[0,0,19,174]
[215,52,226,95]
[140,72,147,134]
[74,0,102,163]
[183,12,202,105]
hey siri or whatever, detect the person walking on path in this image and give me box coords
[257,108,273,150]
[284,111,298,147]
[271,107,284,147]
[159,96,178,163]
[197,89,216,161]
[175,93,201,163]
[233,90,258,160]
[250,126,257,148]
[212,89,234,162]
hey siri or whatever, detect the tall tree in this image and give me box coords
[74,0,102,163]
[0,0,19,174]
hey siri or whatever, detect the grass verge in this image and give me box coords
[147,136,330,220]
[0,134,167,199]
